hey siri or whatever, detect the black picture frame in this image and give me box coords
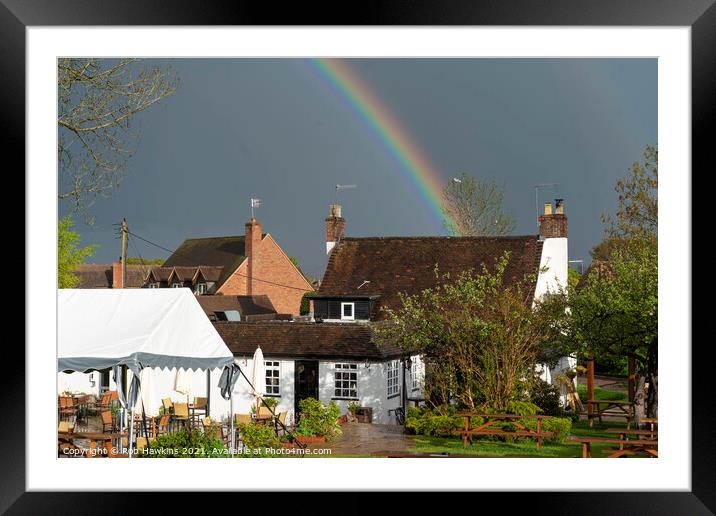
[4,0,708,512]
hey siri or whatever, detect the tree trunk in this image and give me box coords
[633,374,647,426]
[646,340,658,419]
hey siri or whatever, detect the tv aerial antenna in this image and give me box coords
[534,183,559,227]
[334,184,357,204]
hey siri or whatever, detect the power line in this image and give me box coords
[127,230,313,293]
[127,235,152,280]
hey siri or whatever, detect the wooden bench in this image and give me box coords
[585,400,635,428]
[455,413,555,449]
[566,436,658,458]
[604,428,658,449]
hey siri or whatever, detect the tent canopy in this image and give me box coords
[58,289,235,374]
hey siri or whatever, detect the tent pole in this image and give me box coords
[128,406,135,459]
[230,393,234,458]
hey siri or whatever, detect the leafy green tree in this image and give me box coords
[58,215,95,288]
[555,239,657,419]
[567,267,582,291]
[58,58,179,218]
[441,173,516,236]
[375,254,563,411]
[603,144,658,241]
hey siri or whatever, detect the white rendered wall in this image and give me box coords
[58,356,422,426]
[318,360,404,425]
[533,236,576,404]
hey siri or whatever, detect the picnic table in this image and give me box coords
[585,399,635,428]
[454,413,554,449]
[58,431,128,458]
[604,428,658,449]
[566,436,658,458]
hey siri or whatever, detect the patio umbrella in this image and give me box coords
[174,367,192,405]
[136,368,159,417]
[251,346,265,414]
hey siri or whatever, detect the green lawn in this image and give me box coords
[408,419,637,458]
[576,384,627,401]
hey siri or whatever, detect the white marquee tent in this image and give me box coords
[58,288,240,456]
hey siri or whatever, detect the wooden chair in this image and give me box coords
[156,414,172,436]
[162,398,174,414]
[256,406,273,424]
[191,397,208,424]
[58,421,72,433]
[235,413,253,427]
[101,411,115,433]
[135,436,155,454]
[134,413,157,438]
[275,411,287,436]
[173,403,190,430]
[234,414,253,448]
[58,396,78,422]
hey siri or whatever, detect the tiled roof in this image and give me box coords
[196,295,277,318]
[74,264,146,288]
[213,321,404,360]
[195,266,224,283]
[318,236,544,319]
[163,235,258,269]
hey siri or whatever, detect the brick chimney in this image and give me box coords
[325,204,345,255]
[538,199,568,239]
[112,259,123,288]
[245,217,263,295]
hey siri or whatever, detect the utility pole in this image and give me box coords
[121,218,128,289]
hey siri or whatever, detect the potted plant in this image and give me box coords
[292,397,342,445]
[346,401,361,423]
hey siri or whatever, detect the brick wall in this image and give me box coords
[217,234,312,315]
[538,214,568,239]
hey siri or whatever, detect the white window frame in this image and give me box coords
[265,360,280,396]
[148,282,159,289]
[172,282,182,288]
[387,360,400,398]
[333,363,358,399]
[340,302,355,321]
[196,282,207,295]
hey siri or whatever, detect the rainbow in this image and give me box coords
[307,58,457,234]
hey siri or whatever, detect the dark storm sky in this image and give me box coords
[61,58,657,280]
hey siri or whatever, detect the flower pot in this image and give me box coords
[294,435,326,445]
[355,407,373,423]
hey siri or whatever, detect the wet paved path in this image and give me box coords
[308,422,414,456]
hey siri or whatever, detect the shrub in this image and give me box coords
[296,398,342,442]
[504,400,542,416]
[238,422,280,452]
[140,428,226,458]
[528,380,563,416]
[522,417,572,443]
[347,401,362,415]
[403,406,463,437]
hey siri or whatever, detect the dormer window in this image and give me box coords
[172,283,182,288]
[148,282,159,289]
[196,283,207,295]
[341,302,355,321]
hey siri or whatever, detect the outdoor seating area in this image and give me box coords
[57,390,300,458]
[454,413,556,450]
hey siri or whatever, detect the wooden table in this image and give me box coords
[566,436,658,458]
[58,431,128,458]
[454,413,554,449]
[586,400,635,428]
